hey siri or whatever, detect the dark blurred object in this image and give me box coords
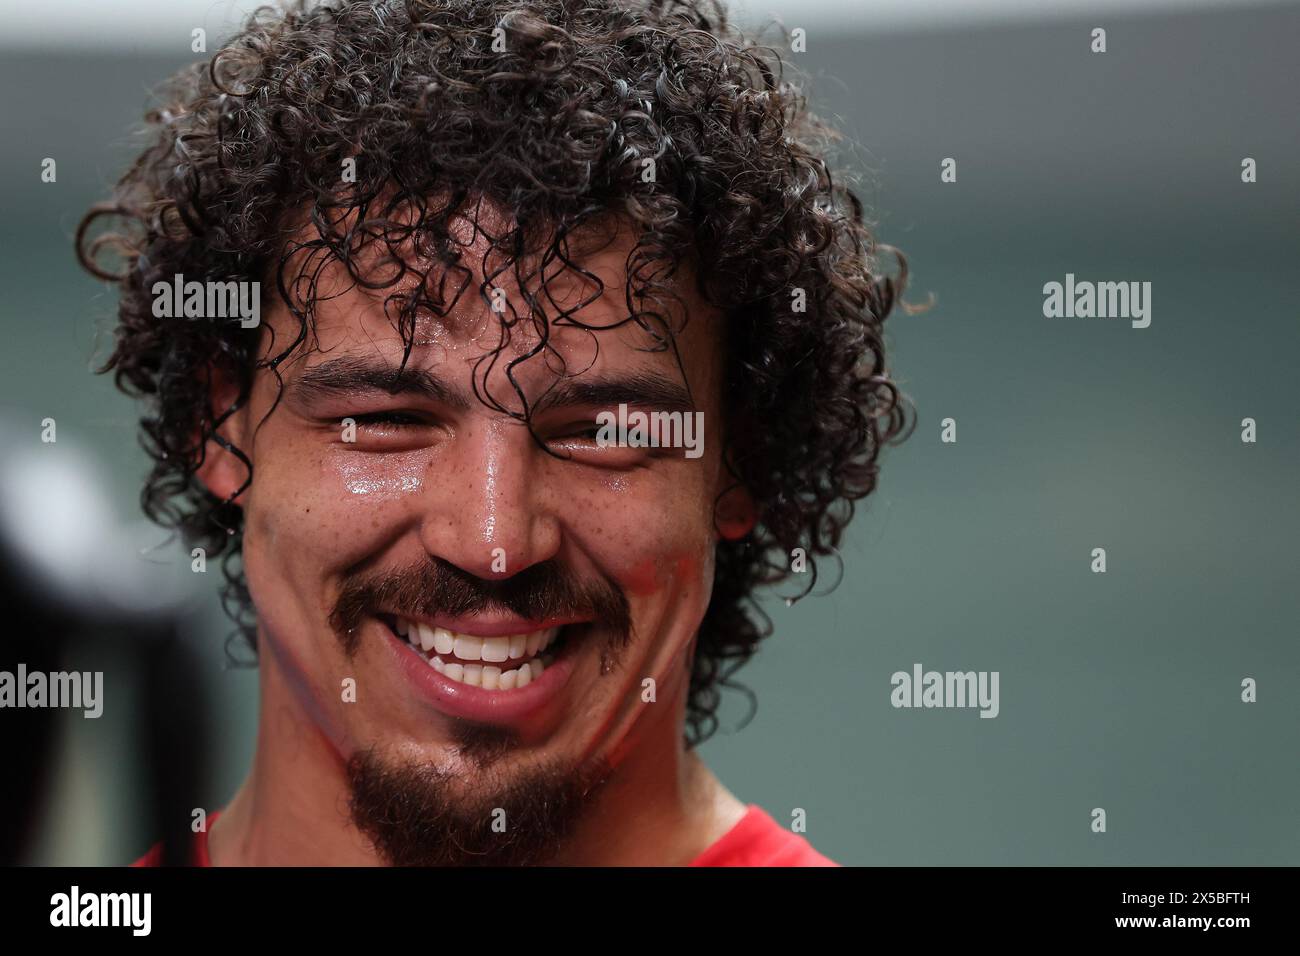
[0,541,67,864]
[0,421,209,865]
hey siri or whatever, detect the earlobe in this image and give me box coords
[196,428,250,506]
[714,483,757,541]
[193,367,251,506]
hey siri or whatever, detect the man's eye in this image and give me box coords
[350,412,427,428]
[549,421,618,446]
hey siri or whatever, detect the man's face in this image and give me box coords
[210,207,749,862]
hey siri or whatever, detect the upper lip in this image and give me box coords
[379,611,591,638]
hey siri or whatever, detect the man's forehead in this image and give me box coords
[274,276,689,382]
[264,200,719,382]
[277,191,648,325]
[269,291,716,421]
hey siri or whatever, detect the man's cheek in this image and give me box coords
[582,499,716,630]
[241,498,310,635]
[644,484,718,588]
[332,452,428,503]
[251,450,406,562]
[240,462,344,624]
[579,467,715,558]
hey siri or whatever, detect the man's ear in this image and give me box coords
[714,481,757,541]
[193,363,252,505]
[713,436,758,540]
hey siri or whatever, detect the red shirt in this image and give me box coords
[132,805,837,867]
[688,805,838,867]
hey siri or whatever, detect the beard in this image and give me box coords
[346,746,613,866]
[332,554,630,865]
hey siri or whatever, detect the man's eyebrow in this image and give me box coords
[288,356,472,409]
[532,372,697,415]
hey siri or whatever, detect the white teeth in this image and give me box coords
[432,656,545,689]
[430,655,545,689]
[396,619,561,690]
[453,634,483,661]
[417,623,435,652]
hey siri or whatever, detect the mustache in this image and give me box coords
[330,556,631,656]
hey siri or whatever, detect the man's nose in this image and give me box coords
[415,419,561,579]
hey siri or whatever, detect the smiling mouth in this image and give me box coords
[379,615,569,690]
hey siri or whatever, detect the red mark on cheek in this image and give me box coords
[621,553,704,597]
[623,557,661,596]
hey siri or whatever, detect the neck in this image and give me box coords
[209,641,746,866]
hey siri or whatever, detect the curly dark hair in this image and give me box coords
[77,0,916,747]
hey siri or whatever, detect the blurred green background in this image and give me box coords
[2,0,1296,865]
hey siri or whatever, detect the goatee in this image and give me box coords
[346,747,613,866]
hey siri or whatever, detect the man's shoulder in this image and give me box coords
[690,804,840,867]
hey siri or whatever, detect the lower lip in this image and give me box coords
[380,622,579,724]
